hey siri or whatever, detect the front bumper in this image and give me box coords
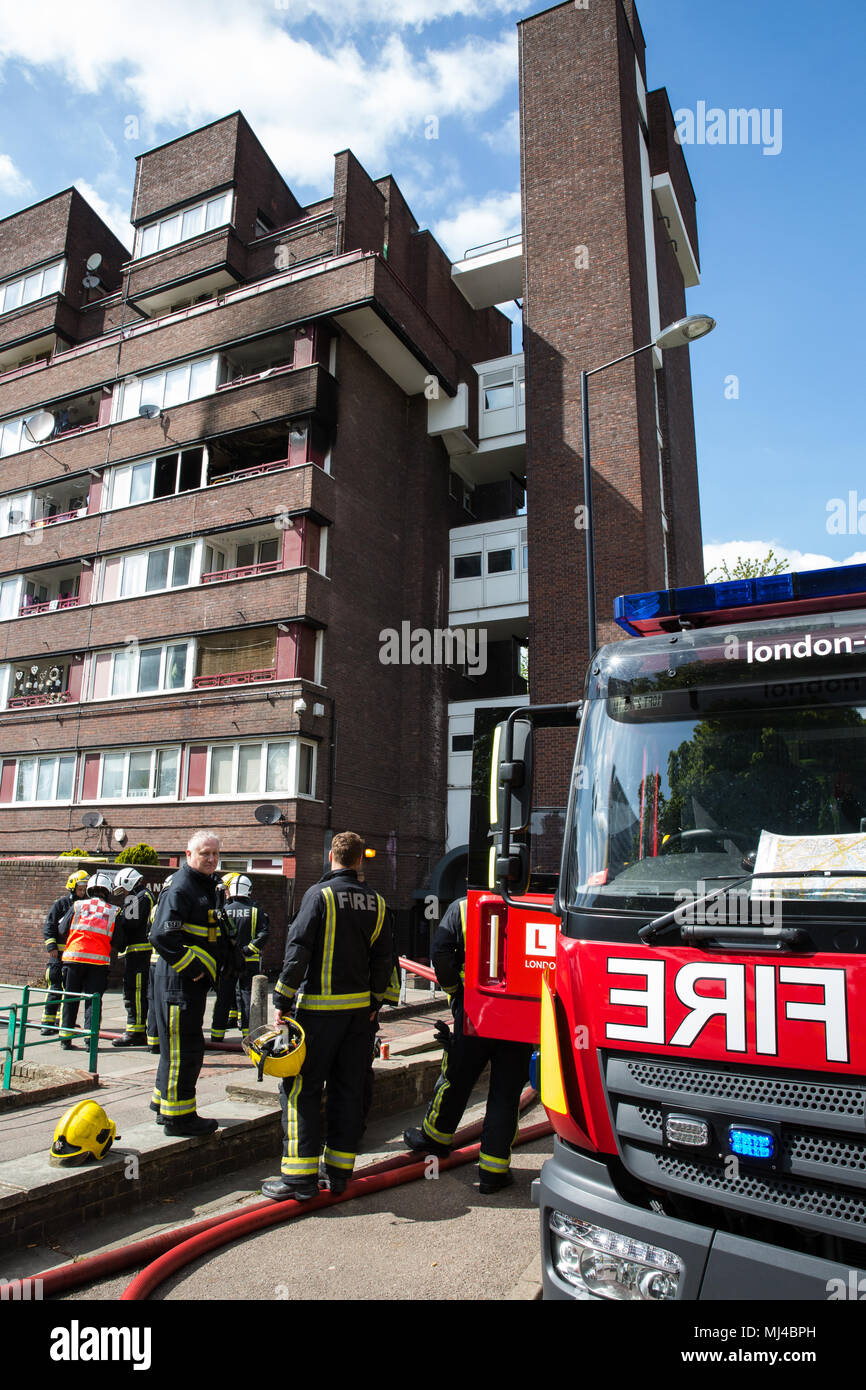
[534,1137,866,1301]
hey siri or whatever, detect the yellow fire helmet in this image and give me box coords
[50,1099,117,1166]
[242,1023,306,1082]
[65,869,89,893]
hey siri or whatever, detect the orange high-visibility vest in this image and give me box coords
[62,897,118,967]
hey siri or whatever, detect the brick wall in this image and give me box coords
[0,857,291,984]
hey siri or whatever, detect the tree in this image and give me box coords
[705,549,787,582]
[115,843,160,865]
[59,847,94,858]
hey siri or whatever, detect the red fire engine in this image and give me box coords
[463,562,866,1300]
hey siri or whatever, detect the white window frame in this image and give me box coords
[116,355,221,422]
[12,753,76,804]
[0,259,66,317]
[115,541,198,599]
[103,639,192,699]
[134,192,234,260]
[89,745,182,802]
[192,738,317,801]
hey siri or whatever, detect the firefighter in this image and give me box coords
[58,871,123,1050]
[145,876,169,1052]
[40,870,89,1034]
[149,834,235,1136]
[111,867,157,1047]
[262,831,395,1201]
[210,873,269,1040]
[403,897,533,1194]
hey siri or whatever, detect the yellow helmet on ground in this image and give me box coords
[66,870,89,893]
[50,1100,117,1165]
[243,1023,306,1082]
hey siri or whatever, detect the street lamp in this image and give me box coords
[580,313,716,654]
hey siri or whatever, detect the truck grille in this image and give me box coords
[605,1053,866,1239]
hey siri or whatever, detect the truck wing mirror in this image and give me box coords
[495,843,530,898]
[491,718,533,834]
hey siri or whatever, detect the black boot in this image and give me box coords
[112,1034,146,1048]
[261,1176,319,1202]
[403,1126,450,1158]
[163,1115,219,1137]
[479,1168,514,1195]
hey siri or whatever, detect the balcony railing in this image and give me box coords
[29,507,88,529]
[19,595,81,617]
[191,669,276,689]
[217,362,294,391]
[201,561,280,584]
[211,458,293,486]
[8,690,72,708]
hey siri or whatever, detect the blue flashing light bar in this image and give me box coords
[728,1127,775,1162]
[614,562,866,636]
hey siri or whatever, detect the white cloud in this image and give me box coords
[702,539,866,579]
[0,3,519,192]
[482,109,520,154]
[274,0,525,28]
[0,153,32,198]
[434,189,521,261]
[74,180,134,252]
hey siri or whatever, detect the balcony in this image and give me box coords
[6,656,79,709]
[192,668,276,689]
[126,224,246,314]
[451,235,524,309]
[201,561,279,585]
[449,514,528,637]
[20,595,80,617]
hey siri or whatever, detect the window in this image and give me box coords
[119,544,194,597]
[236,538,279,568]
[199,739,313,798]
[488,548,515,575]
[109,447,206,509]
[451,733,474,753]
[108,641,190,696]
[454,553,482,580]
[0,578,19,619]
[96,746,179,799]
[136,192,233,259]
[118,357,220,421]
[0,260,65,316]
[13,754,75,802]
[484,383,514,411]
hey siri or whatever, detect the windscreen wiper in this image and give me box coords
[639,869,866,947]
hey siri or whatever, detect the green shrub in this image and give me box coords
[114,843,160,865]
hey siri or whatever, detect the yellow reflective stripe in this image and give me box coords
[177,945,217,981]
[281,1156,319,1176]
[181,922,216,937]
[323,1147,354,1170]
[422,1116,453,1145]
[370,895,386,945]
[479,1151,511,1172]
[321,888,336,996]
[424,1049,454,1145]
[167,1004,181,1112]
[275,980,296,999]
[297,992,370,1012]
[160,1097,197,1116]
[124,942,153,953]
[175,948,196,973]
[284,1073,304,1166]
[540,969,568,1115]
[134,971,143,1029]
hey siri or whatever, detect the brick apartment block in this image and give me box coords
[0,0,704,958]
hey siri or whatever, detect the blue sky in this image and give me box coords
[0,0,862,577]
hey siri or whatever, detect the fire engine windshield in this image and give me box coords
[567,693,866,913]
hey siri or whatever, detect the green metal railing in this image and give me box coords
[0,982,101,1081]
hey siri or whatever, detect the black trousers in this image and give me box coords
[422,997,532,1175]
[280,1009,370,1182]
[41,957,64,1025]
[146,958,159,1047]
[150,957,209,1120]
[210,973,238,1039]
[121,950,151,1036]
[60,963,108,1042]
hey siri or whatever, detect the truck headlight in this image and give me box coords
[549,1212,683,1300]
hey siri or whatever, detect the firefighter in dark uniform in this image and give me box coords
[149,834,235,1136]
[404,897,533,1193]
[40,870,88,1033]
[145,877,169,1052]
[262,831,395,1201]
[210,873,269,1040]
[111,867,156,1047]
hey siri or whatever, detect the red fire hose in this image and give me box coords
[0,1089,547,1301]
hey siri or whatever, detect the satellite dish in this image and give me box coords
[138,403,161,419]
[255,803,284,826]
[23,410,56,443]
[86,253,103,272]
[80,811,105,828]
[82,274,101,289]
